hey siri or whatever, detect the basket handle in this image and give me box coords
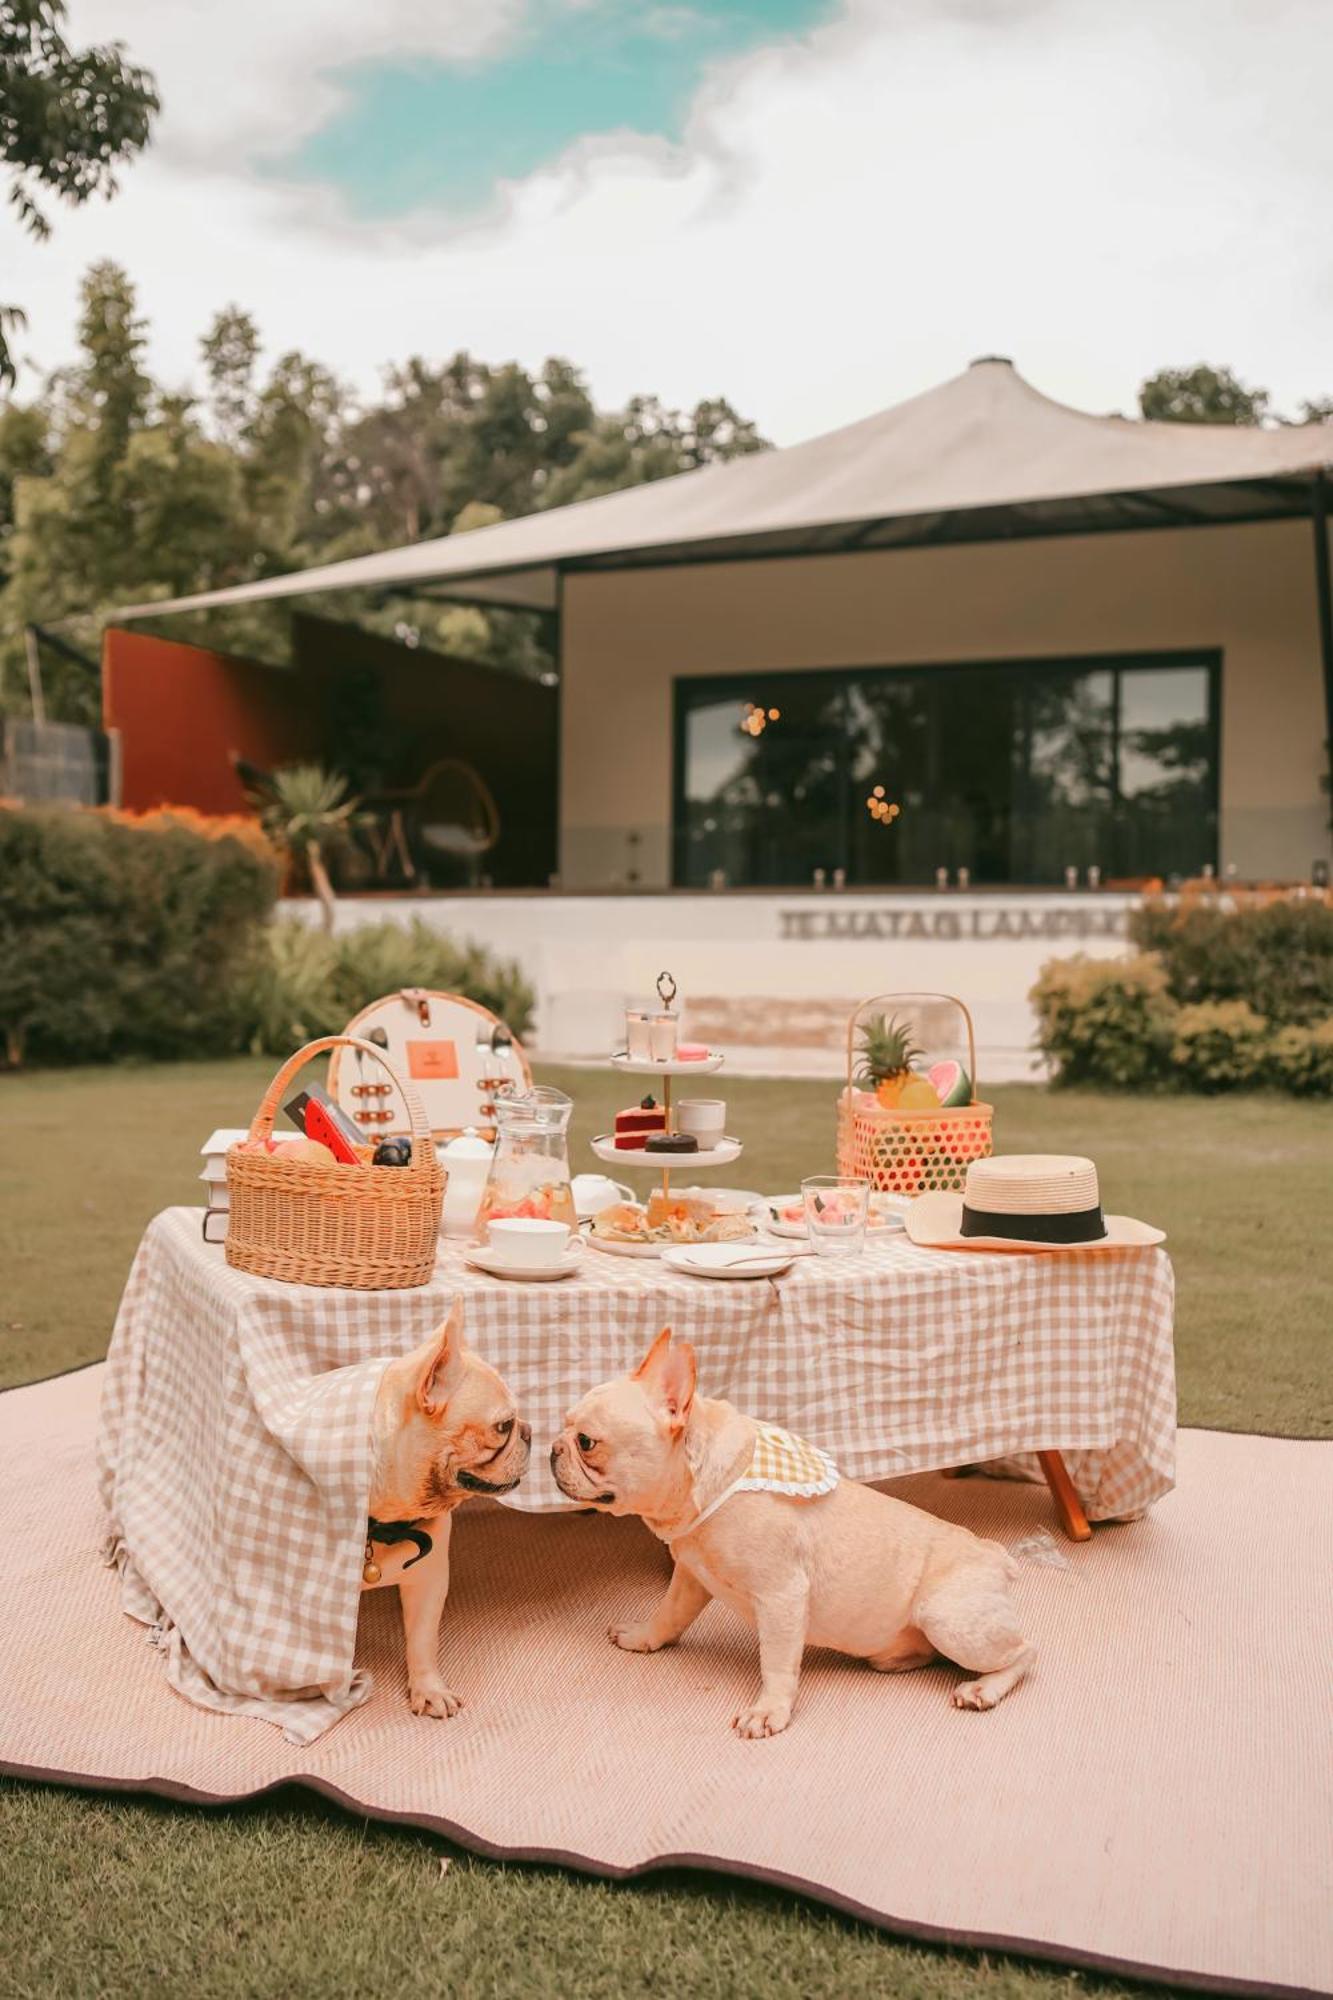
[845,993,978,1104]
[246,1036,434,1165]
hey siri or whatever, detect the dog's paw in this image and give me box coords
[609,1621,662,1653]
[951,1679,997,1710]
[408,1677,464,1719]
[732,1698,792,1739]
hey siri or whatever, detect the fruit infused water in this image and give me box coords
[474,1086,577,1241]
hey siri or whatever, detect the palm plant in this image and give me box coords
[251,764,366,933]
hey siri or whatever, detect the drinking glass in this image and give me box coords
[625,1008,653,1060]
[648,1011,679,1061]
[801,1175,870,1257]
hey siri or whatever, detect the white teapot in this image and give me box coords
[570,1172,634,1221]
[438,1128,495,1238]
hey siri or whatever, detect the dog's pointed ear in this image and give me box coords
[635,1327,696,1434]
[633,1327,674,1383]
[415,1298,466,1417]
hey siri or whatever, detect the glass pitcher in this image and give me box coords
[473,1086,576,1241]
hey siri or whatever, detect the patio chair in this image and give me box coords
[365,759,501,888]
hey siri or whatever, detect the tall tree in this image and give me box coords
[0,0,158,385]
[1138,364,1269,426]
[540,393,768,509]
[1,270,771,713]
[200,306,260,447]
[1,264,255,717]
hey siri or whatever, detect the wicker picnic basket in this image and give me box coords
[226,1036,444,1289]
[836,992,993,1197]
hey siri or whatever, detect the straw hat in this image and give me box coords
[905,1154,1165,1252]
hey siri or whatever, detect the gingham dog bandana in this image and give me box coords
[682,1423,839,1537]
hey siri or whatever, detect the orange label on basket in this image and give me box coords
[406,1039,459,1080]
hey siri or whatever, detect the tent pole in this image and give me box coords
[1314,475,1333,839]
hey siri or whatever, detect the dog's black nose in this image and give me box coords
[519,1421,532,1446]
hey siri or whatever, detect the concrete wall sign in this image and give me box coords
[778,905,1130,944]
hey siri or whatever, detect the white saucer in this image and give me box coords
[463,1240,583,1282]
[661,1243,795,1281]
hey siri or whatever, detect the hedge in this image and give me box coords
[1033,899,1333,1094]
[0,807,536,1068]
[0,805,278,1066]
[239,916,535,1055]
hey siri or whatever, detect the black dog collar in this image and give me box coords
[365,1516,434,1567]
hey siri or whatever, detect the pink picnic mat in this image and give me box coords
[2,1365,1329,1998]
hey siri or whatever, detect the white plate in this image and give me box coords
[754,1194,908,1239]
[583,1221,761,1259]
[463,1240,584,1282]
[672,1185,764,1212]
[662,1243,795,1280]
[591,1134,742,1170]
[583,1230,665,1259]
[610,1052,725,1077]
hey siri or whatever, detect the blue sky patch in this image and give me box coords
[281,1,832,219]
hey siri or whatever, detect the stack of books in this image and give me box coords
[199,1129,248,1240]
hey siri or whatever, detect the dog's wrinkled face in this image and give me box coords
[389,1303,531,1514]
[550,1328,695,1518]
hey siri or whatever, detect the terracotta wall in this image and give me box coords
[102,628,314,813]
[101,619,558,887]
[559,518,1333,887]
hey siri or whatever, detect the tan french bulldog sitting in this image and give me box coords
[551,1329,1034,1738]
[363,1299,530,1718]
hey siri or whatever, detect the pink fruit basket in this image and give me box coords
[835,992,994,1198]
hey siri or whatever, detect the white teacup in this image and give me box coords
[677,1098,726,1143]
[487,1218,571,1269]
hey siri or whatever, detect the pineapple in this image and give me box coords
[854,1012,925,1108]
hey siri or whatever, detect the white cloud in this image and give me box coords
[4,0,1330,440]
[68,0,528,162]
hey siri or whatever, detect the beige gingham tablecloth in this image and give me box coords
[98,1206,1176,1741]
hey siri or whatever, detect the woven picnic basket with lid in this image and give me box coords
[836,992,993,1197]
[226,1036,444,1288]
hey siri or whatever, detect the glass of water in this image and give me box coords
[801,1175,871,1257]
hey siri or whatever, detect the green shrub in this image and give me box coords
[241,916,536,1056]
[1030,953,1177,1088]
[0,806,278,1067]
[238,919,343,1053]
[1131,900,1333,1025]
[1269,1019,1333,1096]
[1170,1000,1269,1091]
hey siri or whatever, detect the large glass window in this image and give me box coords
[674,653,1217,887]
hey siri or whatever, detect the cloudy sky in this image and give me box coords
[5,0,1329,442]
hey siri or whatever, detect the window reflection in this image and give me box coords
[675,656,1215,887]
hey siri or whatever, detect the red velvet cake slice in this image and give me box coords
[614,1096,666,1149]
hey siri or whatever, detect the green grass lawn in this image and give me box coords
[1,1058,1329,1999]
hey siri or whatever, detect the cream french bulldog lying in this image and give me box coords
[551,1329,1034,1738]
[363,1299,530,1718]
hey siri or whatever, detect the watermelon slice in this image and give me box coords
[927,1059,972,1108]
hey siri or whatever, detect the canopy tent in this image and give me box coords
[112,357,1333,623]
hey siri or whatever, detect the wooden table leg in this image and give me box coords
[1038,1450,1093,1541]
